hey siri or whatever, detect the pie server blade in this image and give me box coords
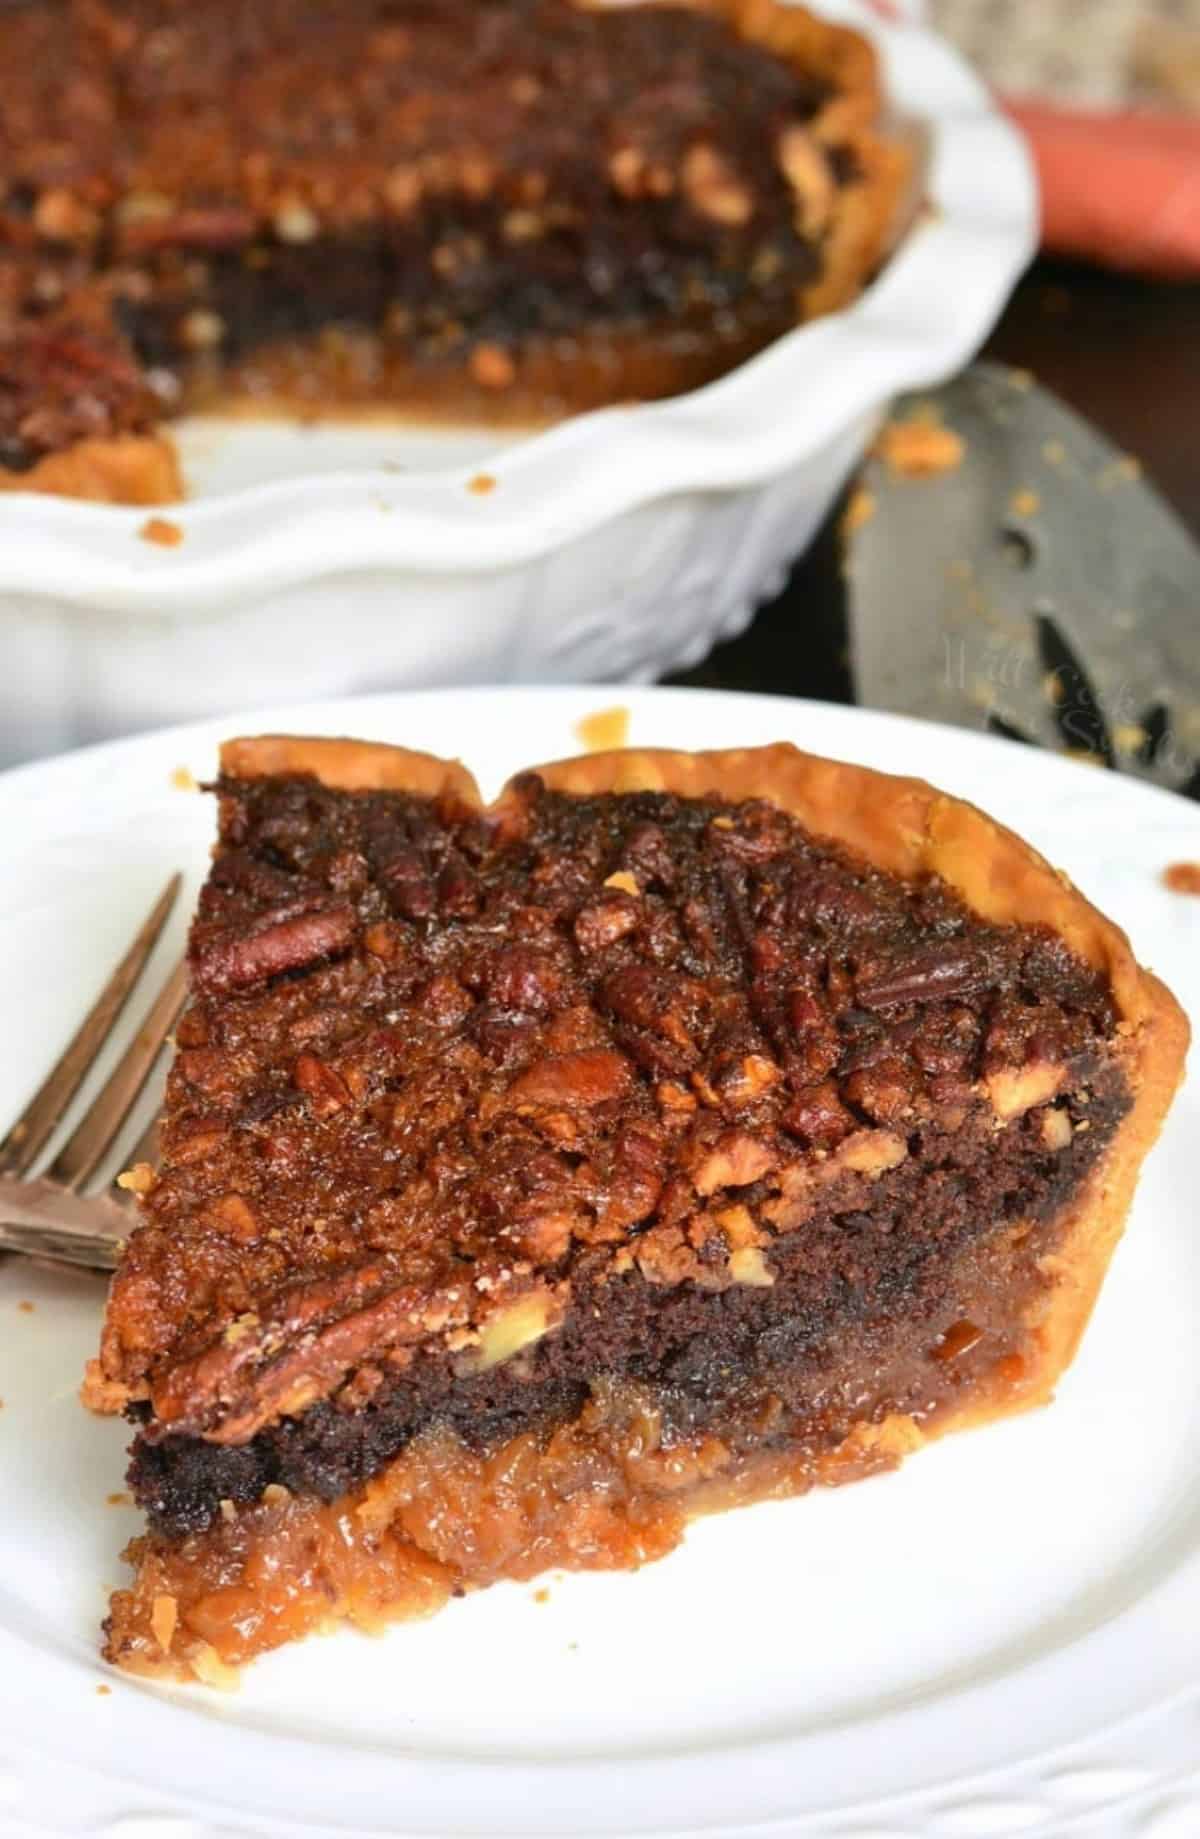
[846,361,1200,798]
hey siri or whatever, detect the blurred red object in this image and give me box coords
[1006,102,1200,278]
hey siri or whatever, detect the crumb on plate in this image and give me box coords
[468,472,497,495]
[574,705,630,752]
[1164,861,1200,896]
[106,1491,133,1507]
[139,516,184,548]
[17,1301,34,1314]
[1010,488,1040,517]
[171,765,198,792]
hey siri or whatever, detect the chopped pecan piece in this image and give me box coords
[293,1053,353,1118]
[832,1129,908,1176]
[483,945,567,1014]
[620,823,677,892]
[782,1080,854,1147]
[207,1193,260,1244]
[504,1048,634,1112]
[471,1289,561,1371]
[986,1061,1067,1121]
[843,1055,923,1125]
[1040,1107,1073,1150]
[704,1051,781,1112]
[600,963,704,1057]
[574,894,639,954]
[692,1130,777,1196]
[513,1209,576,1264]
[777,126,833,235]
[437,848,480,917]
[588,1121,665,1237]
[378,849,437,921]
[729,1245,774,1287]
[683,144,749,227]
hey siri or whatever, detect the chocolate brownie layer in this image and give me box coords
[99,768,1128,1535]
[130,1058,1127,1538]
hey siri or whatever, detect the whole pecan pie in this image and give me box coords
[0,0,910,503]
[82,736,1187,1682]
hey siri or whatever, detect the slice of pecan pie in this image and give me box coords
[84,736,1186,1682]
[0,0,910,502]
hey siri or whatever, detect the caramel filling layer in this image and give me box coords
[106,1331,1033,1683]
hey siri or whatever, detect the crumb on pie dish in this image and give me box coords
[0,0,912,504]
[82,736,1187,1682]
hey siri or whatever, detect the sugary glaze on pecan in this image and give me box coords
[0,0,907,479]
[91,767,1127,1481]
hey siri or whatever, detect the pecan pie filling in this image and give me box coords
[83,739,1188,1682]
[0,0,909,498]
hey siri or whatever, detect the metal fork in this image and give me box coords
[0,875,188,1272]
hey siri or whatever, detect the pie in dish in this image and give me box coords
[0,0,911,504]
[83,736,1187,1682]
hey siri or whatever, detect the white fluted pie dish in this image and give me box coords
[0,0,1034,765]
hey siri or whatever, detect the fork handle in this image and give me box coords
[0,1179,125,1272]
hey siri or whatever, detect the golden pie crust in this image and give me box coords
[0,435,184,506]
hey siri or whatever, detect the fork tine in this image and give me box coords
[45,957,189,1193]
[0,873,182,1179]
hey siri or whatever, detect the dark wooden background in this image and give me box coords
[667,260,1200,711]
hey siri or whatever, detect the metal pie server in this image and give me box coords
[846,362,1200,797]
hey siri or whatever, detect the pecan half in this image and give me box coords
[855,940,1001,1010]
[192,901,358,997]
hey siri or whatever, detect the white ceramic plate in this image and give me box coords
[1,687,1196,1839]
